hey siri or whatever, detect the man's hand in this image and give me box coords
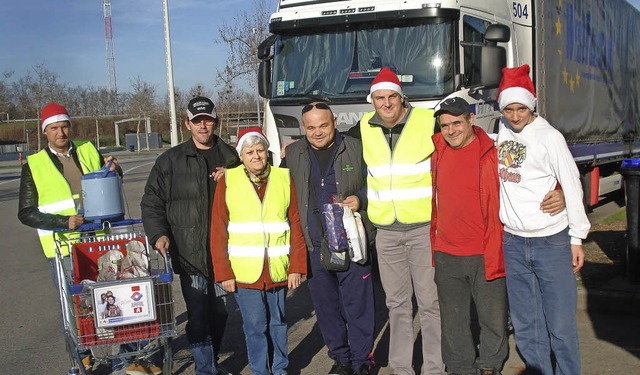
[288,273,302,290]
[571,244,585,273]
[280,139,298,159]
[103,156,119,171]
[154,235,170,256]
[342,195,360,212]
[68,215,84,230]
[540,189,565,216]
[212,167,225,182]
[222,279,236,293]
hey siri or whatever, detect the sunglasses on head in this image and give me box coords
[302,102,331,114]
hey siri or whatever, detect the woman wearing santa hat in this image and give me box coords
[209,127,307,375]
[496,64,590,375]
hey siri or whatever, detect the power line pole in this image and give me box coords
[103,0,119,114]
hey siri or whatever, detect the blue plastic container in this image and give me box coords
[81,162,124,222]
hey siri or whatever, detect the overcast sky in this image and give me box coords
[1,0,638,96]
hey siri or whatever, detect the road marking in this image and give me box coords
[0,177,20,185]
[0,160,155,185]
[123,161,155,175]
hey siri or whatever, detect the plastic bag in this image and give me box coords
[97,250,123,281]
[322,202,349,253]
[118,240,150,279]
[343,206,368,264]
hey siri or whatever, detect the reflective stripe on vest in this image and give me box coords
[225,166,292,284]
[28,141,102,258]
[360,108,435,225]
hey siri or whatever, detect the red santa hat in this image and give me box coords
[498,64,537,111]
[367,67,404,103]
[236,126,269,154]
[41,102,71,132]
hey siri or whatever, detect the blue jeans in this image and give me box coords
[503,228,580,375]
[235,286,288,375]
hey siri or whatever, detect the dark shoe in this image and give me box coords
[217,364,232,375]
[328,360,353,375]
[353,364,371,375]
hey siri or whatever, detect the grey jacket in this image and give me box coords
[285,132,374,251]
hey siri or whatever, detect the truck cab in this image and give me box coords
[258,0,640,207]
[258,0,516,164]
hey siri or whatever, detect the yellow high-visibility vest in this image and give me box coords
[360,108,435,225]
[225,166,291,284]
[28,141,102,258]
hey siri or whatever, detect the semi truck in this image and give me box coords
[256,0,640,207]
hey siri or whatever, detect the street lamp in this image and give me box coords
[252,28,261,127]
[163,0,179,147]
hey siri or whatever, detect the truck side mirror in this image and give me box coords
[478,45,507,89]
[257,35,277,60]
[484,24,510,43]
[257,35,276,98]
[469,24,510,94]
[258,60,272,98]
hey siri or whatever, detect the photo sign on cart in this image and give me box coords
[92,278,156,328]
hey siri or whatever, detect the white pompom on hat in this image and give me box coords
[41,102,71,132]
[236,126,269,155]
[497,64,537,111]
[367,67,403,103]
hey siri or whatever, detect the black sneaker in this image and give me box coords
[353,364,371,375]
[328,360,353,375]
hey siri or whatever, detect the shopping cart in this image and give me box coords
[53,219,176,375]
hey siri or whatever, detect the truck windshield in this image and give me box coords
[271,19,454,102]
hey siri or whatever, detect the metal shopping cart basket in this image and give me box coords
[53,219,176,375]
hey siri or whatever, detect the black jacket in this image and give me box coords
[18,144,107,230]
[140,137,239,278]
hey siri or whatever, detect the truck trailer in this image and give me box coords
[257,0,640,207]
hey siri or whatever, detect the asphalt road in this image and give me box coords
[0,152,638,374]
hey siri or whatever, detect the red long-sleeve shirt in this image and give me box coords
[210,175,307,290]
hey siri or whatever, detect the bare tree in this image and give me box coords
[83,86,103,148]
[127,77,157,152]
[216,0,273,91]
[187,84,212,99]
[0,70,14,121]
[24,64,66,150]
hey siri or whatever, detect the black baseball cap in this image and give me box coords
[187,96,217,120]
[434,97,471,117]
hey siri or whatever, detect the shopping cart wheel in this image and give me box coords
[161,337,173,374]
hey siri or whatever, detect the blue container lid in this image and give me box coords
[82,170,118,180]
[622,158,640,169]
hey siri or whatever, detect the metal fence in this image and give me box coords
[0,143,29,154]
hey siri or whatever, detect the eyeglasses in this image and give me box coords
[190,117,216,126]
[302,102,331,115]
